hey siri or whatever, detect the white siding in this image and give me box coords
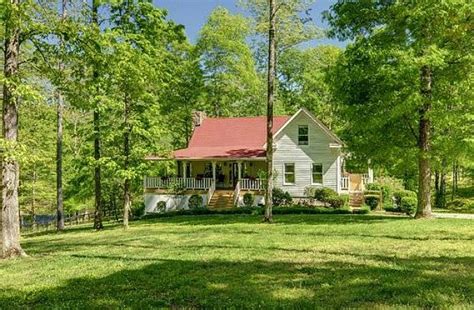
[273,112,341,197]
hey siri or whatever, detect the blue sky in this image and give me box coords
[153,0,346,47]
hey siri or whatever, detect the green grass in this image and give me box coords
[1,214,473,309]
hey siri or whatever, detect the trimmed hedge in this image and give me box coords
[188,194,203,209]
[313,188,338,202]
[393,190,417,206]
[156,201,166,213]
[353,205,371,214]
[131,202,145,217]
[142,205,362,219]
[364,194,380,210]
[243,193,254,207]
[326,196,345,208]
[305,186,346,208]
[273,188,292,206]
[400,196,417,215]
[383,204,401,213]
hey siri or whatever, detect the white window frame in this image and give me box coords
[283,163,296,185]
[311,163,323,185]
[298,125,309,146]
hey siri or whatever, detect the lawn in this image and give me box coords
[1,214,473,309]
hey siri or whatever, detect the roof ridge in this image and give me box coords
[203,115,290,121]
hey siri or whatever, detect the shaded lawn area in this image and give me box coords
[1,215,473,308]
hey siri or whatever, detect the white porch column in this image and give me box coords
[182,161,187,178]
[368,168,374,183]
[212,161,216,183]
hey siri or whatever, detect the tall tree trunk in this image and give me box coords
[92,0,103,230]
[415,65,432,218]
[2,0,26,258]
[32,169,36,229]
[264,0,276,223]
[435,160,447,209]
[439,162,447,208]
[123,95,131,229]
[56,0,67,232]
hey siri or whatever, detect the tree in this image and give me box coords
[106,1,186,228]
[263,0,276,223]
[241,0,322,74]
[279,46,342,128]
[241,0,321,221]
[197,7,264,117]
[325,0,473,218]
[161,43,203,148]
[56,0,67,231]
[92,0,103,230]
[1,0,26,258]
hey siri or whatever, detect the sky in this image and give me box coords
[153,0,346,47]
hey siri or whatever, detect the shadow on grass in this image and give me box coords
[1,255,472,308]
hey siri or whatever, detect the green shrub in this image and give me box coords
[446,198,474,213]
[313,187,337,202]
[383,204,401,212]
[243,193,254,207]
[131,202,145,218]
[400,196,417,215]
[142,205,362,219]
[156,201,166,213]
[304,186,317,198]
[366,183,392,202]
[364,194,380,210]
[326,195,345,208]
[393,190,417,207]
[365,183,381,191]
[188,194,203,209]
[272,188,292,206]
[353,205,370,214]
[339,194,350,205]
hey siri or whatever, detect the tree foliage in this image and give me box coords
[325,0,474,217]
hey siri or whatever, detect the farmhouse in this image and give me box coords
[144,108,372,212]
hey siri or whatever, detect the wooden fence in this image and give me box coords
[20,209,122,233]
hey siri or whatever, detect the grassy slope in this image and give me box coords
[1,215,473,309]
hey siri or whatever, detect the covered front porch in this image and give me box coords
[144,159,266,192]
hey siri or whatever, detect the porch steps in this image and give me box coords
[208,190,234,209]
[349,192,364,208]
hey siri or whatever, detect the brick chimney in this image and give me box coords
[192,111,207,130]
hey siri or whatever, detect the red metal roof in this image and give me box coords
[173,116,290,159]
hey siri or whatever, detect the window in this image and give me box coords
[312,163,323,184]
[284,163,295,184]
[298,125,309,145]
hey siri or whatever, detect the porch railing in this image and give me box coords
[144,177,213,190]
[240,178,264,190]
[340,174,372,192]
[362,173,370,185]
[233,180,240,207]
[207,179,216,205]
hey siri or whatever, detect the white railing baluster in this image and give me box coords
[239,178,264,191]
[144,177,215,190]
